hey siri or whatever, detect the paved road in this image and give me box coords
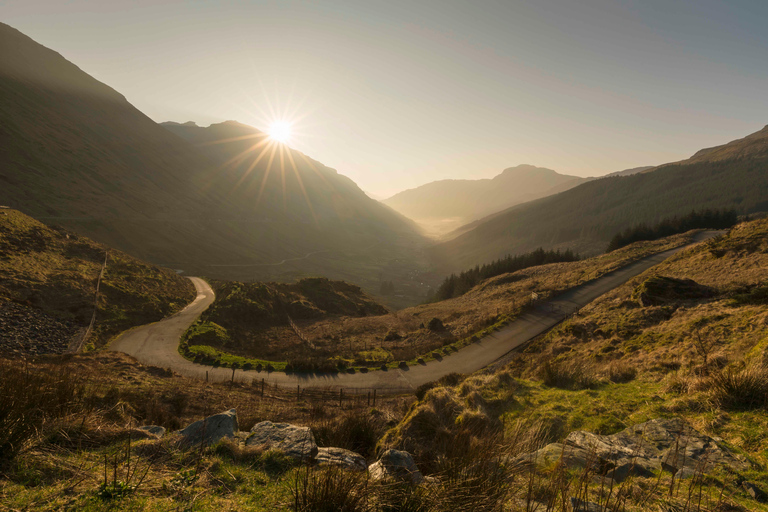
[110,232,719,393]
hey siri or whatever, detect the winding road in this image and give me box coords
[110,232,719,393]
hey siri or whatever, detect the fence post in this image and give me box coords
[339,388,343,408]
[261,378,265,397]
[373,389,376,407]
[205,371,208,383]
[367,391,370,406]
[297,385,300,401]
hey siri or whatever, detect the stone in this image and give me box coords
[743,481,768,502]
[246,421,318,461]
[316,447,367,471]
[368,449,424,485]
[517,418,749,483]
[137,425,166,439]
[178,409,238,447]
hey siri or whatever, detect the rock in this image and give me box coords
[316,447,367,471]
[246,421,318,461]
[517,418,749,483]
[368,449,424,485]
[743,481,768,502]
[137,425,166,439]
[178,409,238,447]
[673,467,696,481]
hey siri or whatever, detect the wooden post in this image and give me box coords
[367,391,370,406]
[297,385,300,401]
[205,371,208,382]
[261,378,265,397]
[339,388,343,408]
[373,389,376,407]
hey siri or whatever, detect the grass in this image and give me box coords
[179,231,699,374]
[0,209,195,350]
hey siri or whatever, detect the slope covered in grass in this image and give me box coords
[0,209,194,351]
[382,218,768,510]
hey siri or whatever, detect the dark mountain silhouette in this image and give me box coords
[0,23,429,306]
[382,165,586,236]
[432,126,768,271]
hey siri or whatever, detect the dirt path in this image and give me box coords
[110,232,720,393]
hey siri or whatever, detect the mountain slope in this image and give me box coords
[0,23,432,307]
[382,165,586,236]
[432,125,768,271]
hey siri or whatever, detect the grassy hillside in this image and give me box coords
[182,278,389,367]
[381,217,768,510]
[182,230,697,372]
[0,209,194,351]
[2,221,766,511]
[433,125,768,271]
[382,164,585,237]
[0,23,434,308]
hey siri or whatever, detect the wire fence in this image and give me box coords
[68,251,108,354]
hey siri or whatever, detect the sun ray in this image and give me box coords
[255,142,279,209]
[285,144,318,225]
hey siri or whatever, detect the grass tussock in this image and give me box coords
[0,359,86,461]
[539,358,601,390]
[708,364,768,411]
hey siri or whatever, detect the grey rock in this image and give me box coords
[137,425,166,439]
[246,421,318,461]
[179,409,238,447]
[518,418,749,483]
[743,481,768,502]
[316,447,367,471]
[369,449,424,485]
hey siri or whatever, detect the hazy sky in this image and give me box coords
[3,0,768,197]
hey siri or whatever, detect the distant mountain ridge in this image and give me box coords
[0,22,431,307]
[383,164,586,236]
[432,125,768,271]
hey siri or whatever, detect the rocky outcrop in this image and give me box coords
[0,300,79,355]
[138,425,166,439]
[632,276,713,307]
[178,409,238,447]
[520,418,749,482]
[316,447,367,471]
[246,421,318,461]
[369,449,424,484]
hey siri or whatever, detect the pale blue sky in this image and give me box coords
[3,0,767,196]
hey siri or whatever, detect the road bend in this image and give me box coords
[110,231,720,393]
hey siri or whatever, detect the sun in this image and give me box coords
[268,121,292,143]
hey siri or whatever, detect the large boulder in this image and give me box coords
[178,409,238,447]
[519,418,749,482]
[369,449,424,485]
[316,447,367,471]
[245,421,318,461]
